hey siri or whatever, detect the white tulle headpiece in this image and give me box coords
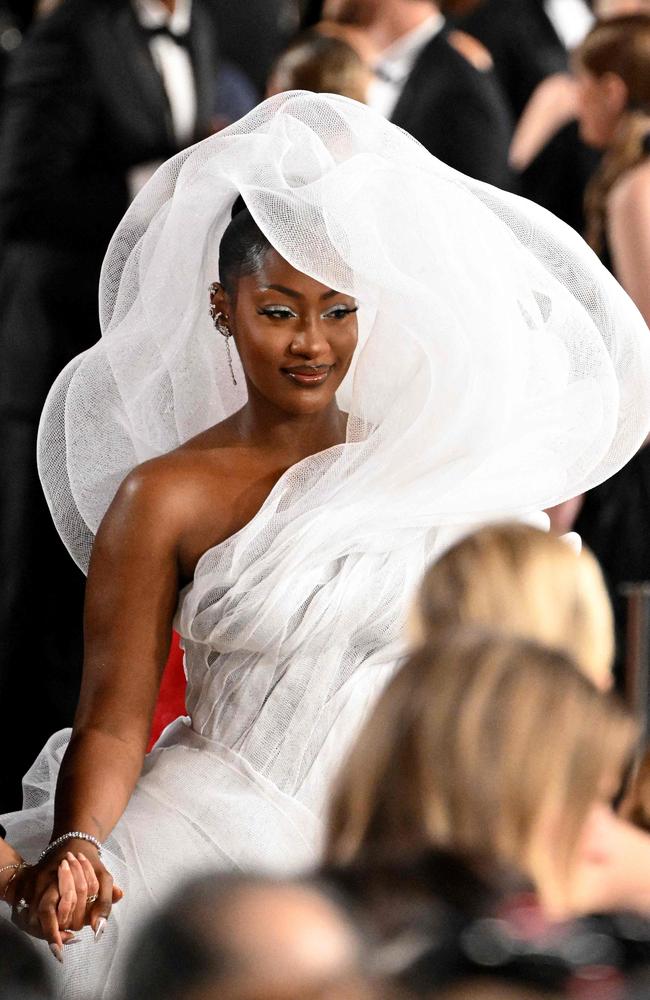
[38,91,650,572]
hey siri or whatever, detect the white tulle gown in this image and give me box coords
[3,91,650,998]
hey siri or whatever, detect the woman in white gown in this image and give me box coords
[2,92,650,998]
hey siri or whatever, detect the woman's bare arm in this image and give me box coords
[508,73,578,173]
[608,163,650,329]
[52,464,182,842]
[12,459,186,947]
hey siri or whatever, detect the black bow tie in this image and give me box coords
[143,24,190,47]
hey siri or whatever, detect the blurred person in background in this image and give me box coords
[450,0,593,123]
[325,630,643,921]
[120,871,379,1000]
[321,0,514,189]
[323,630,650,998]
[330,849,650,999]
[576,15,650,318]
[410,522,650,912]
[314,17,379,64]
[267,28,372,101]
[414,522,650,918]
[569,15,650,678]
[412,522,650,895]
[488,0,650,195]
[451,0,598,232]
[597,0,650,11]
[0,0,220,812]
[412,522,614,689]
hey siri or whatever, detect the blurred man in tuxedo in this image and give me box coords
[0,0,219,810]
[453,0,599,230]
[322,0,514,189]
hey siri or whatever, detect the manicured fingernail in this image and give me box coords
[49,943,64,964]
[94,917,107,942]
[64,938,80,946]
[66,852,76,862]
[77,853,86,862]
[61,859,70,871]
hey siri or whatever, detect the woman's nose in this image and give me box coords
[289,316,329,356]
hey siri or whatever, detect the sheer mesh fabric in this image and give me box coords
[38,92,650,566]
[3,93,650,998]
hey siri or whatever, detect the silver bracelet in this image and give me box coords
[0,862,26,876]
[1,862,31,900]
[0,861,22,872]
[40,832,102,862]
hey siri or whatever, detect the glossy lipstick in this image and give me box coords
[282,365,333,387]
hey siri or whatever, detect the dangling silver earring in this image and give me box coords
[210,308,237,387]
[208,283,237,387]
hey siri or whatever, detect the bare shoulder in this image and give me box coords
[609,160,650,218]
[111,436,233,528]
[606,159,650,326]
[96,417,252,579]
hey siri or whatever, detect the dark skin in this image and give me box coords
[10,248,359,956]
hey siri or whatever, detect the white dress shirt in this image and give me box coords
[132,0,197,145]
[543,0,594,51]
[368,14,445,119]
[128,0,198,198]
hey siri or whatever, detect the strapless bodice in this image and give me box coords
[173,530,425,808]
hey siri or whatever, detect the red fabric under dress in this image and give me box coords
[148,632,186,750]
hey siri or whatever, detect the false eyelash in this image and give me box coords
[324,306,359,317]
[257,307,297,318]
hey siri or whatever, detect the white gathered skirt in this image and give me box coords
[1,654,396,999]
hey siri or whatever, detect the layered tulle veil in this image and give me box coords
[37,91,650,570]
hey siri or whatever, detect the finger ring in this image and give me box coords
[86,894,98,903]
[15,898,29,913]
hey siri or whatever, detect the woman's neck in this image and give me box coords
[233,395,347,463]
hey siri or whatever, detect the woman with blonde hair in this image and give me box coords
[413,523,614,689]
[266,28,373,102]
[325,630,637,920]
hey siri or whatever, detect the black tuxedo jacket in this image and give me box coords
[0,0,218,252]
[390,27,514,191]
[457,0,599,231]
[0,0,219,812]
[0,0,220,411]
[458,0,568,118]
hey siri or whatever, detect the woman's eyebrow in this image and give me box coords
[260,284,343,300]
[262,283,302,298]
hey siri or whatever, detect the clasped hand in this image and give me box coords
[5,844,123,962]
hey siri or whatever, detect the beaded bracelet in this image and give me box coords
[0,863,23,876]
[40,832,102,863]
[1,862,31,900]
